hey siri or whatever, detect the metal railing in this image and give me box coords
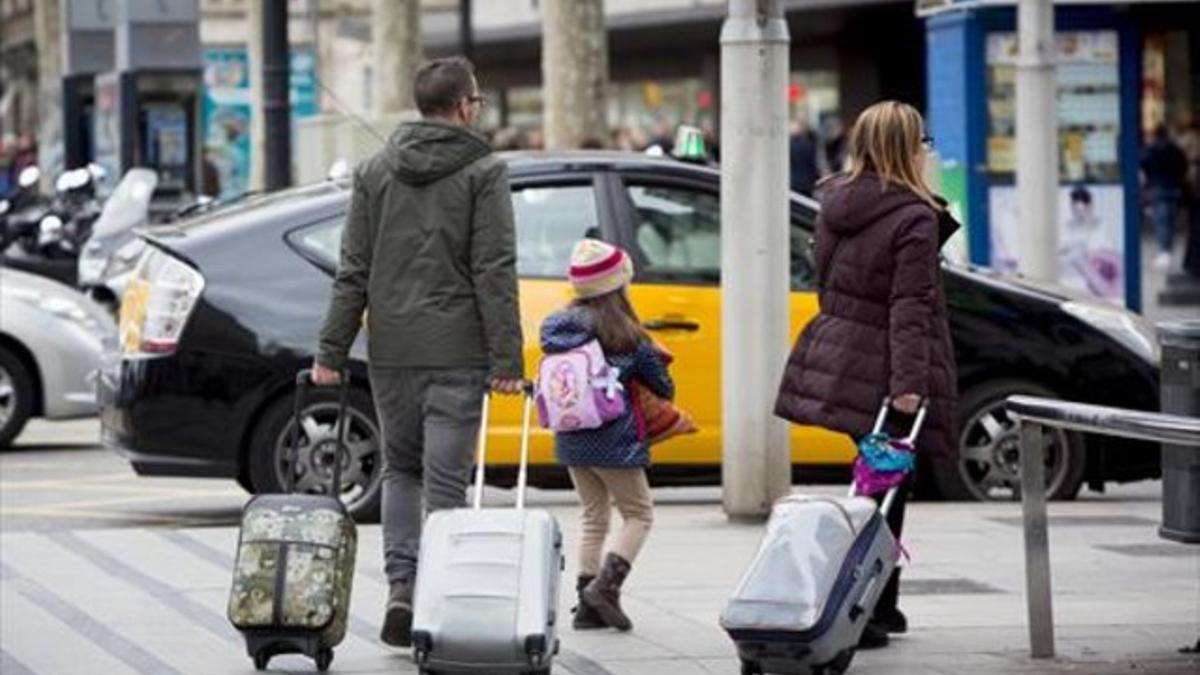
[1005,395,1200,659]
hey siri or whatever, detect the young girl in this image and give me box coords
[540,239,674,632]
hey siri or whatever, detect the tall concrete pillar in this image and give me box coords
[1015,0,1058,282]
[719,0,793,519]
[248,0,266,190]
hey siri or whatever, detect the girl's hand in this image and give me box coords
[893,393,922,415]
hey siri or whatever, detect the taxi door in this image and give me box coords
[613,172,855,470]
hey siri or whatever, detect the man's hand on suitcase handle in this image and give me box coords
[311,362,342,386]
[892,393,922,415]
[490,378,528,395]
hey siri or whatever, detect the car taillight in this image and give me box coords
[119,247,205,357]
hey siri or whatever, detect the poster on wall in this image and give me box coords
[989,185,1125,303]
[202,46,317,199]
[202,48,252,199]
[92,73,122,198]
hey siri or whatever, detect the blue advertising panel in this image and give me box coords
[202,45,317,198]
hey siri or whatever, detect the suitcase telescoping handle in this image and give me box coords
[850,396,930,516]
[471,383,536,511]
[290,368,352,497]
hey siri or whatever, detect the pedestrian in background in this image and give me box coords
[822,115,848,174]
[1140,123,1188,272]
[775,100,960,650]
[1178,118,1200,277]
[789,119,820,197]
[539,239,674,633]
[312,56,525,648]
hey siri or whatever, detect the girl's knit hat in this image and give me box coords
[568,239,634,299]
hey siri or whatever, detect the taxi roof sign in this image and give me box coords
[672,125,707,162]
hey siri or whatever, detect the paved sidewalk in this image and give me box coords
[2,476,1197,674]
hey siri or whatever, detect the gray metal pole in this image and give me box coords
[460,0,474,63]
[1019,421,1056,658]
[719,0,792,519]
[1015,0,1058,281]
[263,0,292,191]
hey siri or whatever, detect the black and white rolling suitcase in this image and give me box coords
[721,400,927,675]
[411,388,564,674]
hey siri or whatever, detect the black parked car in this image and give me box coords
[98,152,1160,519]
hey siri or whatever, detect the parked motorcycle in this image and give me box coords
[1,165,107,287]
[1,166,52,253]
[77,168,159,313]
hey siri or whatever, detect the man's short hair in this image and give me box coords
[414,57,476,117]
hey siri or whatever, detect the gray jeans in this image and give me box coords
[369,366,486,585]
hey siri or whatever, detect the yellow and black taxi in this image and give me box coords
[99,152,1161,518]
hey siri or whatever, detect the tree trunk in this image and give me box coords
[373,0,422,115]
[33,0,63,183]
[541,0,608,150]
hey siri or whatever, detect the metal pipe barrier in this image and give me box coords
[1005,395,1200,659]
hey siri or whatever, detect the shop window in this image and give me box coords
[985,31,1121,182]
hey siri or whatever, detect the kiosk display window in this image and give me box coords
[984,30,1126,305]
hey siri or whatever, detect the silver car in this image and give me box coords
[0,267,116,446]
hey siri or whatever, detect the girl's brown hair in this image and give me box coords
[842,101,941,209]
[573,290,647,354]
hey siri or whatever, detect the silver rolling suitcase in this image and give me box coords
[720,400,927,675]
[411,389,564,675]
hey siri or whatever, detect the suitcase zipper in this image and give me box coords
[273,542,289,625]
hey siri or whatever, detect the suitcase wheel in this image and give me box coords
[253,651,270,671]
[813,648,855,675]
[315,648,334,672]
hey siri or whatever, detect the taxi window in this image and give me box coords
[624,182,816,290]
[627,184,720,283]
[286,183,603,278]
[512,184,601,278]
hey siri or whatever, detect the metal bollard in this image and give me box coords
[1020,421,1055,658]
[1158,321,1200,544]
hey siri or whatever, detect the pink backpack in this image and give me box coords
[536,339,627,431]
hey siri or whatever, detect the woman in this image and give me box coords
[775,101,959,649]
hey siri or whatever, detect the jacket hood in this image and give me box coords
[383,120,492,186]
[818,173,932,236]
[540,308,596,354]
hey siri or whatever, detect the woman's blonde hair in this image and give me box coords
[842,101,941,209]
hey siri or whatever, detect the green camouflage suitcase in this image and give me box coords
[228,370,357,672]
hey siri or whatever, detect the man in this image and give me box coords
[1140,124,1188,271]
[312,57,524,647]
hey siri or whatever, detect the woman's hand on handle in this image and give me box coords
[892,393,922,415]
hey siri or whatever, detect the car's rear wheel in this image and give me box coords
[248,386,383,521]
[933,380,1085,501]
[0,346,34,448]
